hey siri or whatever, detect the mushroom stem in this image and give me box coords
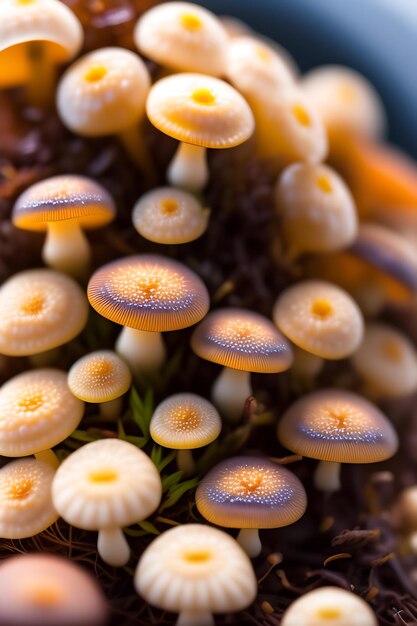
[26,42,55,110]
[167,142,209,192]
[314,460,342,492]
[43,221,91,279]
[409,531,417,554]
[35,449,60,469]
[116,327,166,376]
[236,528,262,558]
[100,397,123,421]
[211,367,251,423]
[177,612,214,626]
[118,124,157,185]
[97,527,130,567]
[176,449,195,476]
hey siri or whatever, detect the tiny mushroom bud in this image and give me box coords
[278,389,398,492]
[397,486,417,553]
[196,456,307,558]
[12,176,116,278]
[135,524,257,626]
[191,308,293,422]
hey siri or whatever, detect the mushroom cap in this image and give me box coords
[68,350,132,404]
[0,369,84,457]
[191,308,293,373]
[146,73,254,148]
[351,323,417,397]
[0,269,88,356]
[132,187,209,244]
[278,389,398,464]
[87,254,209,332]
[0,458,57,539]
[150,393,221,450]
[135,524,257,614]
[134,2,228,76]
[52,439,162,531]
[196,456,307,529]
[273,280,364,359]
[12,175,116,231]
[0,553,108,626]
[57,47,150,137]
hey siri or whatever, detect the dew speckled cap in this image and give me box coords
[68,351,132,404]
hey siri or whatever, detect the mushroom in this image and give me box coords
[87,254,209,376]
[278,389,398,492]
[150,393,221,475]
[0,458,57,539]
[12,175,116,278]
[396,486,417,553]
[68,350,132,420]
[273,280,364,360]
[0,369,84,468]
[132,187,210,245]
[0,553,108,626]
[196,456,307,557]
[146,73,254,191]
[52,438,162,566]
[135,524,257,626]
[191,308,293,422]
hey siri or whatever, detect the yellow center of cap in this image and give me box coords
[89,469,118,483]
[317,608,342,620]
[316,175,333,193]
[255,46,271,63]
[180,13,203,31]
[18,392,44,412]
[84,65,108,83]
[183,550,211,563]
[7,479,33,499]
[382,340,402,362]
[240,472,263,494]
[24,582,63,608]
[17,0,35,5]
[171,407,201,432]
[21,294,44,316]
[292,103,311,127]
[191,88,216,106]
[160,199,179,215]
[329,412,347,430]
[338,83,356,102]
[90,360,113,377]
[311,299,333,320]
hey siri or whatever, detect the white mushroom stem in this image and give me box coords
[236,528,262,558]
[177,612,214,626]
[167,143,209,192]
[43,221,91,279]
[314,460,342,492]
[176,449,195,476]
[409,531,417,554]
[97,527,131,567]
[35,449,60,469]
[116,327,166,376]
[211,367,251,423]
[99,397,123,421]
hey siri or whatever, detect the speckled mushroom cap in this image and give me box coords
[0,553,108,626]
[135,524,257,614]
[196,456,306,529]
[146,73,254,148]
[278,389,398,464]
[57,47,150,137]
[150,393,221,449]
[0,269,88,356]
[273,280,364,359]
[68,351,132,404]
[12,176,115,231]
[0,369,84,457]
[0,458,58,539]
[52,439,162,531]
[87,254,209,332]
[134,2,228,76]
[191,308,293,373]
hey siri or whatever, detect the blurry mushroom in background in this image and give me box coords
[191,308,293,422]
[196,456,307,557]
[278,389,398,492]
[395,486,417,553]
[68,350,132,420]
[132,187,210,245]
[135,524,257,626]
[150,393,221,475]
[12,175,116,279]
[146,73,254,191]
[52,438,162,566]
[88,254,209,376]
[0,553,109,626]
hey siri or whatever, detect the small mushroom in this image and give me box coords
[396,486,417,553]
[191,308,293,422]
[196,456,307,557]
[150,393,221,475]
[52,439,162,566]
[278,389,398,492]
[135,524,257,626]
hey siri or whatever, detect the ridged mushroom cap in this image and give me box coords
[0,269,88,356]
[68,351,132,404]
[273,280,364,359]
[191,308,293,373]
[0,458,57,539]
[57,47,150,137]
[150,393,221,450]
[135,524,257,614]
[196,456,307,529]
[52,439,162,531]
[278,389,398,464]
[88,254,209,332]
[134,2,228,76]
[12,175,115,231]
[147,73,254,148]
[0,369,84,457]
